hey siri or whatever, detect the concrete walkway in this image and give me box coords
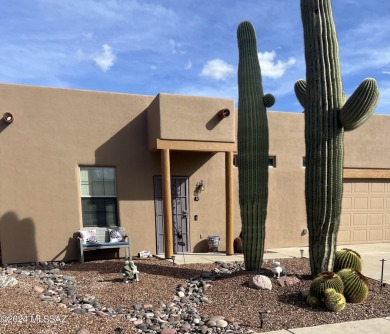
[159,242,390,334]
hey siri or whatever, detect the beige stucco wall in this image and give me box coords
[344,114,390,168]
[0,84,158,263]
[148,93,235,150]
[0,83,389,264]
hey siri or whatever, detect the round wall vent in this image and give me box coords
[3,112,14,124]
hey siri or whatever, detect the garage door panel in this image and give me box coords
[371,183,386,193]
[341,213,351,226]
[354,183,369,193]
[353,230,367,242]
[352,213,368,226]
[385,229,390,241]
[341,179,389,244]
[342,197,352,209]
[369,213,384,226]
[354,198,368,209]
[386,214,390,225]
[344,183,352,193]
[369,229,383,241]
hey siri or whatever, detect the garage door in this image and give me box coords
[339,180,390,244]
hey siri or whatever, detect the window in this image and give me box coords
[302,157,306,168]
[233,154,239,167]
[233,155,276,168]
[268,156,276,168]
[80,167,118,227]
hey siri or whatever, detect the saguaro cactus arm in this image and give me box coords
[339,78,380,131]
[263,93,276,108]
[294,79,307,109]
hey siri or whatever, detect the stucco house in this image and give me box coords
[0,83,389,264]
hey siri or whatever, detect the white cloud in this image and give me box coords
[258,51,296,79]
[83,32,94,40]
[185,59,192,70]
[200,59,235,81]
[92,44,116,72]
[169,39,185,55]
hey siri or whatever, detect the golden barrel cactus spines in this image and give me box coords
[237,21,275,271]
[306,294,321,307]
[309,271,344,300]
[324,288,346,312]
[296,0,380,276]
[337,268,369,303]
[334,248,363,272]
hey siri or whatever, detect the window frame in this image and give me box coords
[79,166,118,227]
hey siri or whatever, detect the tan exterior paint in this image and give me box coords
[0,83,389,264]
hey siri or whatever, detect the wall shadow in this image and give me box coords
[51,234,80,262]
[0,212,37,264]
[94,109,215,202]
[0,121,11,134]
[193,239,209,253]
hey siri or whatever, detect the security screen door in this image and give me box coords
[154,176,189,254]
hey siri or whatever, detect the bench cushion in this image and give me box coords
[108,228,126,243]
[79,229,98,245]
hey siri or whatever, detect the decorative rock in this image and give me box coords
[225,316,236,323]
[76,328,91,334]
[216,319,228,328]
[133,319,143,326]
[248,275,272,290]
[206,320,217,327]
[277,276,300,287]
[161,329,176,334]
[0,275,18,287]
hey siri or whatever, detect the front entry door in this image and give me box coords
[154,176,190,254]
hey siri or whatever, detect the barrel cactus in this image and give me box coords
[295,0,380,276]
[337,268,369,303]
[334,248,363,272]
[237,21,275,270]
[324,288,346,312]
[309,271,344,300]
[306,294,321,307]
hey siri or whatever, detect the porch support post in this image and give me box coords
[161,149,173,258]
[225,151,234,255]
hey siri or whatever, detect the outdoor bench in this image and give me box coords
[78,227,131,263]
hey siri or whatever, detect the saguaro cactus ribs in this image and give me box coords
[296,0,379,276]
[237,21,275,271]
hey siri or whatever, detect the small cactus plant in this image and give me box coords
[306,294,321,307]
[309,271,344,300]
[334,248,363,272]
[324,288,346,312]
[337,268,369,303]
[237,21,275,271]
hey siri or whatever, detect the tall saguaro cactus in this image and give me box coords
[296,0,379,276]
[237,21,275,271]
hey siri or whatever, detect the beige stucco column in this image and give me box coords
[161,149,173,258]
[225,151,234,255]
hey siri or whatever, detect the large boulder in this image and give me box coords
[248,275,272,290]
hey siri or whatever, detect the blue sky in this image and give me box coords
[1,0,389,114]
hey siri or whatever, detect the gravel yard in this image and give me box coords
[1,257,389,334]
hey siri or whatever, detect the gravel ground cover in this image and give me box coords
[0,257,389,334]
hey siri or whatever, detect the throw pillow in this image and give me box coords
[109,228,125,243]
[79,229,97,245]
